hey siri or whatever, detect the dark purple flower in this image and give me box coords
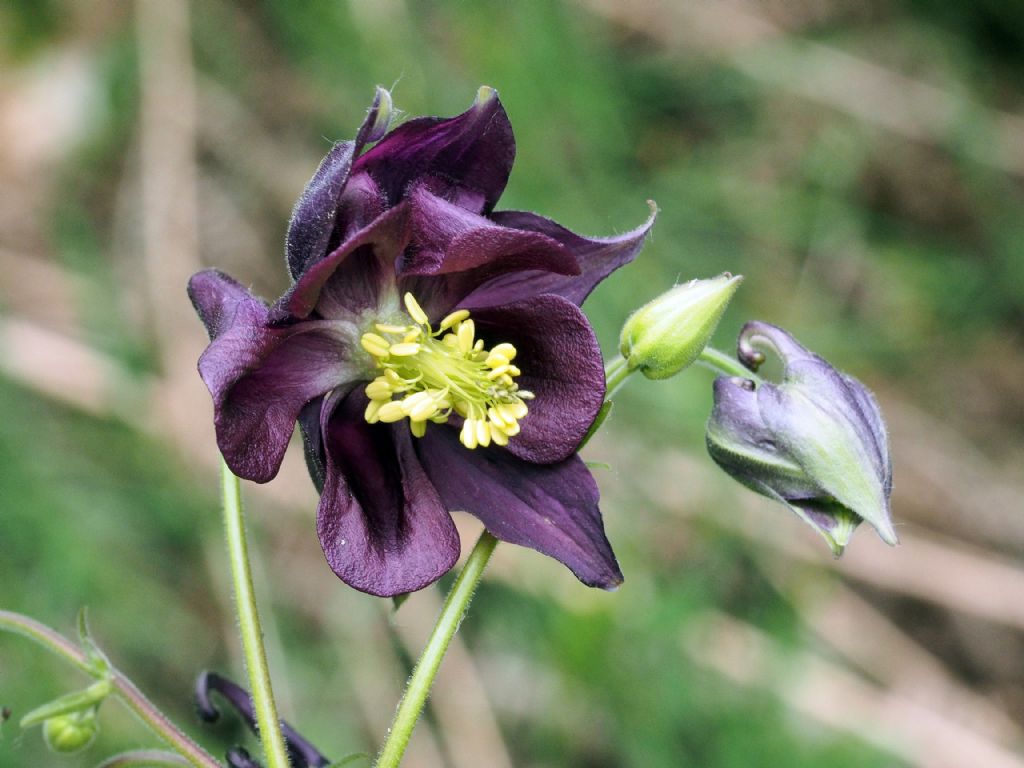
[189,87,653,596]
[706,322,895,555]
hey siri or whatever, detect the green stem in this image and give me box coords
[375,531,499,768]
[374,353,634,767]
[0,611,219,768]
[96,750,190,767]
[698,346,763,383]
[220,461,291,768]
[604,353,635,399]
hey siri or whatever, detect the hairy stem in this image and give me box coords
[374,531,499,768]
[374,353,632,767]
[221,461,292,768]
[0,611,218,768]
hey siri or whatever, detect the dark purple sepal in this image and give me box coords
[274,202,412,322]
[418,428,622,589]
[353,87,514,214]
[469,202,656,307]
[398,186,581,315]
[469,295,606,464]
[189,270,359,483]
[285,87,393,280]
[317,391,461,597]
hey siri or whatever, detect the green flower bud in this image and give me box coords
[620,273,742,379]
[42,709,98,754]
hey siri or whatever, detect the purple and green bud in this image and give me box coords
[706,321,895,555]
[620,273,742,379]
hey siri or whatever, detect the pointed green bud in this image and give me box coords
[706,322,895,555]
[620,273,742,380]
[42,709,99,754]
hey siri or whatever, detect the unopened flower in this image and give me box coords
[196,671,329,768]
[620,273,741,379]
[42,711,98,754]
[189,87,653,596]
[706,321,895,555]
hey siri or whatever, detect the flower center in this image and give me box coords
[360,293,533,449]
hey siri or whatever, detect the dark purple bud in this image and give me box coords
[706,322,895,555]
[196,672,330,768]
[226,747,262,768]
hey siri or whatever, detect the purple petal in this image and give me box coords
[397,186,580,315]
[317,391,461,596]
[353,87,514,213]
[189,270,358,483]
[469,295,605,464]
[286,89,392,280]
[275,203,412,321]
[417,427,622,589]
[464,204,655,308]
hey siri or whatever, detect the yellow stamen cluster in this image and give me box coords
[360,293,533,449]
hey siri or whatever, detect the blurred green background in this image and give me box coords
[2,1,1024,766]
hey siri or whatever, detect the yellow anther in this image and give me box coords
[402,392,438,421]
[439,309,470,330]
[362,292,530,448]
[388,342,421,357]
[498,402,528,422]
[404,292,429,325]
[457,320,475,353]
[377,401,406,423]
[486,365,511,380]
[365,400,383,424]
[365,378,393,401]
[487,407,508,428]
[491,343,517,361]
[476,420,492,448]
[460,419,478,449]
[361,333,390,357]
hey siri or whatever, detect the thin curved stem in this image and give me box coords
[96,749,191,767]
[604,353,635,399]
[374,531,499,768]
[698,346,763,383]
[0,611,219,768]
[221,461,292,768]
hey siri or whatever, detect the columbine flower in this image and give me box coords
[189,87,653,596]
[706,321,895,555]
